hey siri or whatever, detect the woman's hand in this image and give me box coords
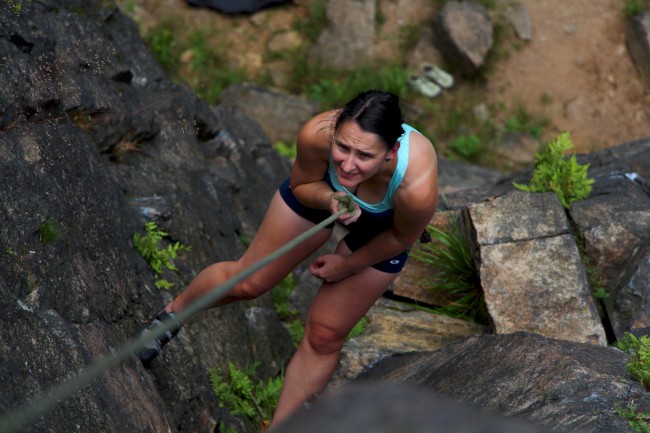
[309,253,354,282]
[330,192,361,225]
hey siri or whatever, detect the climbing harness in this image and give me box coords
[0,208,347,433]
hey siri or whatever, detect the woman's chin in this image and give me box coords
[337,176,359,189]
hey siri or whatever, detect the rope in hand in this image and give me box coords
[0,207,348,433]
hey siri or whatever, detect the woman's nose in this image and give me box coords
[341,155,355,171]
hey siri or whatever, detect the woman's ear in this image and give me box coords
[387,142,400,159]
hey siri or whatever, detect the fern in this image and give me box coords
[616,333,650,389]
[210,362,283,432]
[133,222,190,289]
[513,132,594,209]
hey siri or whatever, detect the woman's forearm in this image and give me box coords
[290,181,334,210]
[344,229,414,274]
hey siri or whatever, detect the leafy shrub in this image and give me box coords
[513,132,594,209]
[210,362,283,432]
[133,222,190,290]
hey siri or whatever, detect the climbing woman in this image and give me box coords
[134,89,439,427]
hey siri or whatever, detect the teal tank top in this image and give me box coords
[327,124,418,213]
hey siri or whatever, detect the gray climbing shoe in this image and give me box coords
[134,311,181,365]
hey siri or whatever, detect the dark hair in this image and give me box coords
[334,90,404,149]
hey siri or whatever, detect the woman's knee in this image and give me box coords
[227,264,275,301]
[234,278,271,300]
[305,320,346,355]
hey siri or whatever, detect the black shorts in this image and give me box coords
[278,178,408,273]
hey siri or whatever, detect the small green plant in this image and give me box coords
[273,141,297,160]
[294,0,327,42]
[624,0,650,17]
[38,218,62,245]
[210,362,283,432]
[284,319,305,347]
[271,274,304,346]
[503,107,546,139]
[7,0,28,12]
[272,274,298,320]
[144,25,178,71]
[615,333,650,432]
[615,333,650,389]
[182,29,248,104]
[513,132,594,209]
[303,62,409,110]
[446,133,482,162]
[617,402,650,433]
[348,316,370,339]
[411,219,487,323]
[133,221,191,290]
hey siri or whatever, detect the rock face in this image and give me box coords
[469,191,606,345]
[3,2,650,433]
[275,383,547,433]
[0,2,293,432]
[357,333,650,433]
[219,82,320,144]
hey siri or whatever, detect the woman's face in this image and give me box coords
[331,120,392,189]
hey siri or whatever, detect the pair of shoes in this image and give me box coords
[408,74,441,98]
[421,62,454,89]
[134,311,181,365]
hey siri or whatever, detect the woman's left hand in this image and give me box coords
[331,192,362,225]
[309,253,353,282]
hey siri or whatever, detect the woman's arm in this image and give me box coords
[289,111,337,210]
[310,133,438,282]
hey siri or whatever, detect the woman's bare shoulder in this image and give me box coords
[398,130,438,204]
[297,109,340,154]
[407,131,437,180]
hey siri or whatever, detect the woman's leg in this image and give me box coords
[270,241,399,427]
[167,190,333,315]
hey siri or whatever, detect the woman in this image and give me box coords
[135,90,438,426]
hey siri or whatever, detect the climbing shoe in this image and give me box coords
[408,74,441,98]
[421,63,454,89]
[134,311,181,365]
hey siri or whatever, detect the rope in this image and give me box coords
[0,208,346,433]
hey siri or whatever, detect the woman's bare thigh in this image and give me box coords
[236,191,334,291]
[305,241,398,342]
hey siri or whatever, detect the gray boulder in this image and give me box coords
[308,0,376,70]
[275,383,547,433]
[627,10,650,92]
[219,82,320,145]
[358,332,649,433]
[433,1,493,76]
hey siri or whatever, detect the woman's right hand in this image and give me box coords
[330,192,361,225]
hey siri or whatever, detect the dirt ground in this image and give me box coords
[488,0,650,153]
[121,0,650,155]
